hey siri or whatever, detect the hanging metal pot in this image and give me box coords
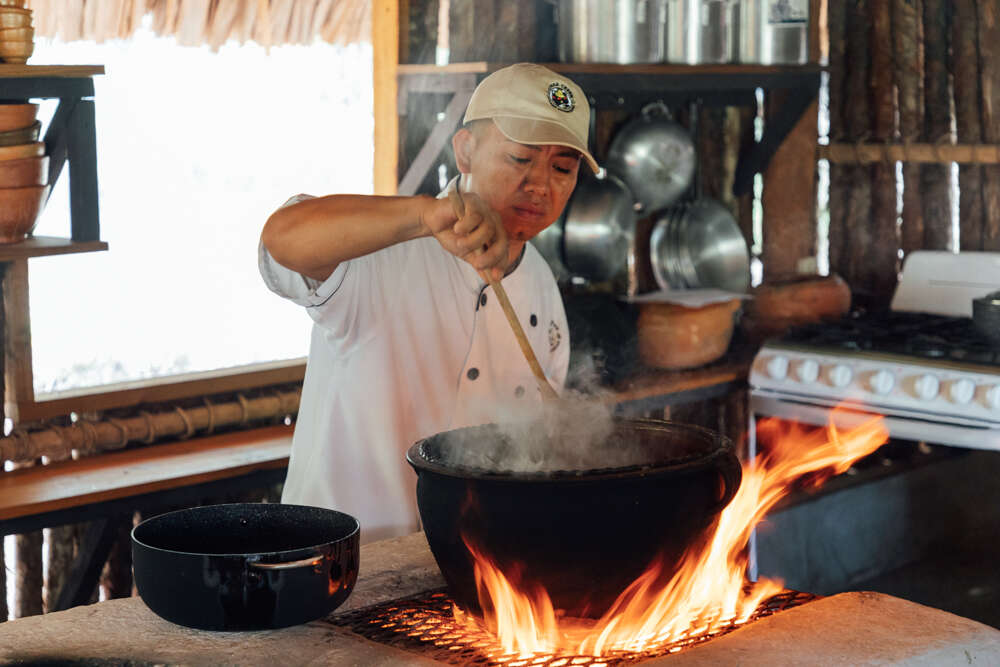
[606,102,697,214]
[562,171,638,286]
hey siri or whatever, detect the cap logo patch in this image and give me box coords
[547,82,575,112]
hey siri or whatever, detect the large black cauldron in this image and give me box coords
[407,418,741,618]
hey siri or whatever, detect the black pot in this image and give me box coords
[132,503,359,631]
[407,418,741,618]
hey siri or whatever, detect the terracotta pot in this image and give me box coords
[0,103,37,133]
[0,155,47,187]
[0,141,44,161]
[0,183,48,243]
[637,298,741,370]
[741,274,852,342]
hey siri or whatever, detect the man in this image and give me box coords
[259,63,599,543]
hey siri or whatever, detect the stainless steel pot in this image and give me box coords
[555,0,660,64]
[650,198,750,293]
[738,0,809,65]
[606,102,696,214]
[562,172,637,286]
[528,216,572,282]
[662,0,738,64]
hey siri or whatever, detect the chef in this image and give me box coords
[259,63,599,543]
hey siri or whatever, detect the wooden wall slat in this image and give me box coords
[978,0,1000,249]
[45,524,76,613]
[869,0,899,309]
[922,0,953,250]
[827,0,849,278]
[894,0,925,258]
[954,0,986,251]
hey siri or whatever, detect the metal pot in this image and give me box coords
[650,198,750,293]
[407,418,742,618]
[528,215,572,282]
[555,0,662,64]
[562,172,637,285]
[738,0,809,65]
[606,103,696,214]
[972,291,1000,345]
[132,503,359,630]
[662,0,738,64]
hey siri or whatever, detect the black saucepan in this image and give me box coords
[407,418,741,618]
[132,503,359,631]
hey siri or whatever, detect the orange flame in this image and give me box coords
[456,411,890,657]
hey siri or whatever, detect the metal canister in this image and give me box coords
[662,0,738,64]
[738,0,809,64]
[555,0,654,64]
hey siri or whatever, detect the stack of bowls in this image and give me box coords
[0,0,33,64]
[0,102,48,244]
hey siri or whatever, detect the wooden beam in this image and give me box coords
[373,0,399,195]
[3,259,34,421]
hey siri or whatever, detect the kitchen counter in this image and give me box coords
[2,532,999,666]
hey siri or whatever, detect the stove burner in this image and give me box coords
[779,312,1000,366]
[330,588,819,666]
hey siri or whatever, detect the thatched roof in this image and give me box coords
[26,0,371,49]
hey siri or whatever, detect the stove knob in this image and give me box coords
[869,369,895,395]
[948,378,976,405]
[795,359,820,383]
[829,364,853,388]
[986,385,1000,411]
[766,355,789,380]
[914,374,940,401]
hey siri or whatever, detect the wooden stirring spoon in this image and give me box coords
[449,188,560,402]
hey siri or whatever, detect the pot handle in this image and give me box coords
[250,556,323,570]
[710,452,743,513]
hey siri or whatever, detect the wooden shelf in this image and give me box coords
[398,62,822,76]
[0,236,108,261]
[0,64,105,78]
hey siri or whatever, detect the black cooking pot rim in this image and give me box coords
[406,418,735,481]
[131,503,360,558]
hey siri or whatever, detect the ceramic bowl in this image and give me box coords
[0,119,39,146]
[0,155,47,187]
[0,38,32,63]
[0,102,37,132]
[0,141,44,161]
[0,8,31,30]
[0,26,33,41]
[0,183,48,243]
[0,0,28,7]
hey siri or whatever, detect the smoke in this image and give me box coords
[437,357,651,474]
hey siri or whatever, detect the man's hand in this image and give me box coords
[421,191,509,282]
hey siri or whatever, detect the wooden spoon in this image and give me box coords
[449,188,560,402]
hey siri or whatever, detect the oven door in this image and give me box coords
[750,389,1000,452]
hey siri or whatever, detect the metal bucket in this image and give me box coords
[738,0,809,64]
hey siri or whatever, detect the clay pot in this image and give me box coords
[741,274,852,342]
[637,298,741,370]
[0,7,30,29]
[0,103,37,133]
[0,155,47,187]
[0,183,48,243]
[0,141,44,161]
[0,38,32,64]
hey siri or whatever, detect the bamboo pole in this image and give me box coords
[978,0,1000,249]
[954,0,986,250]
[922,0,953,250]
[0,389,300,466]
[893,0,925,257]
[827,0,849,279]
[820,143,1000,163]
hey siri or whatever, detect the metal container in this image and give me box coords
[606,102,697,214]
[738,0,809,65]
[528,215,572,283]
[663,0,737,64]
[650,198,750,293]
[562,172,638,285]
[555,0,658,64]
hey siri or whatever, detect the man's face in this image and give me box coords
[456,122,582,244]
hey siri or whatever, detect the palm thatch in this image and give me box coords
[25,0,370,49]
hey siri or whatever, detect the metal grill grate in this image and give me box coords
[330,588,819,666]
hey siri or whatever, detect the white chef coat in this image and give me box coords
[258,181,570,543]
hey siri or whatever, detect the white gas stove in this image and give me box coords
[750,251,1000,450]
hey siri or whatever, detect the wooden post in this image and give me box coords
[697,106,727,207]
[922,0,953,250]
[893,0,925,258]
[761,93,818,281]
[373,0,399,195]
[953,0,985,251]
[14,462,43,618]
[0,262,6,623]
[978,0,1000,249]
[827,0,849,278]
[45,524,77,613]
[732,107,756,249]
[99,517,133,600]
[868,0,899,309]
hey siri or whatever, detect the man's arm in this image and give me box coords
[260,193,509,283]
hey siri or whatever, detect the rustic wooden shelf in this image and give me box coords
[0,64,105,78]
[0,236,108,261]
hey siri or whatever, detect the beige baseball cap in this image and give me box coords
[463,63,599,173]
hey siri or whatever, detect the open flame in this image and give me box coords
[454,411,890,658]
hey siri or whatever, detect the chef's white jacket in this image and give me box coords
[258,184,569,543]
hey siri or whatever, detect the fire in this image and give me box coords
[455,411,890,658]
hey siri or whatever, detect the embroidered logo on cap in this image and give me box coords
[547,82,575,112]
